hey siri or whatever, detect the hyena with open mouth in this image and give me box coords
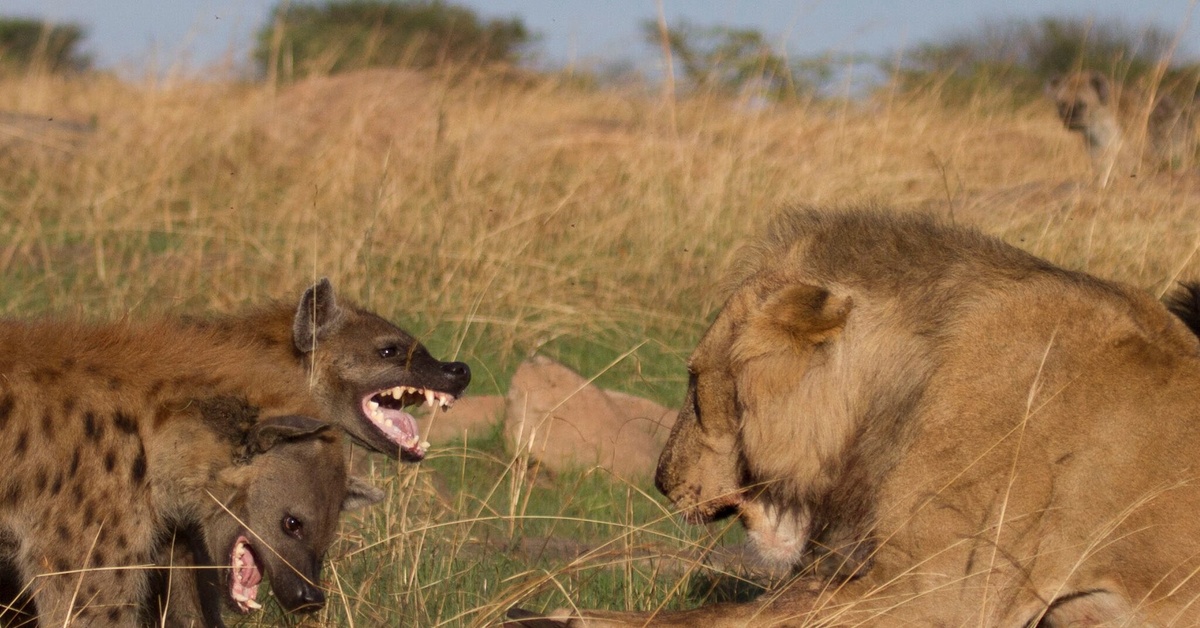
[187,278,472,460]
[0,279,469,625]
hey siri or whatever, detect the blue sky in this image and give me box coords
[5,1,1199,74]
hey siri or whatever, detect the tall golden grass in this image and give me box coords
[2,65,1199,626]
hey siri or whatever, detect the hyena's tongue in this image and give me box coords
[363,390,433,457]
[231,536,263,612]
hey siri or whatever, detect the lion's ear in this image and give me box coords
[762,284,851,344]
[735,284,851,363]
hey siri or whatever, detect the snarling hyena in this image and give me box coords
[0,392,382,625]
[176,404,383,624]
[186,278,472,461]
[0,279,469,625]
[1046,69,1197,185]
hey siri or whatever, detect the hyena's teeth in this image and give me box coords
[368,400,380,411]
[419,440,430,450]
[390,386,404,398]
[244,599,262,610]
[424,390,436,407]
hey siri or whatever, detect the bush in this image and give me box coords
[895,16,1200,102]
[641,19,833,99]
[255,0,531,78]
[0,18,91,74]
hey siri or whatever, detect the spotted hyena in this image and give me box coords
[186,278,472,461]
[0,393,382,625]
[176,404,383,624]
[0,279,469,625]
[1046,69,1197,184]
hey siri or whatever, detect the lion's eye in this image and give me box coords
[378,346,398,359]
[282,515,304,538]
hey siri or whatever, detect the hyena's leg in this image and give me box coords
[149,537,224,628]
[21,533,151,626]
[0,530,36,623]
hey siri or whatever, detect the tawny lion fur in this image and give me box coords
[511,207,1200,626]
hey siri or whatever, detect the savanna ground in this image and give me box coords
[2,64,1199,626]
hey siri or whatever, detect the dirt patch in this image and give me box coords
[505,356,676,481]
[423,394,505,445]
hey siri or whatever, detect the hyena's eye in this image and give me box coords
[378,346,398,359]
[282,515,304,538]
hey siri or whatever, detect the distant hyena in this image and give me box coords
[1046,70,1197,185]
[0,279,469,625]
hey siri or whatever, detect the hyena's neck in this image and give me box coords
[186,302,302,358]
[171,311,323,419]
[1084,118,1123,157]
[0,308,323,428]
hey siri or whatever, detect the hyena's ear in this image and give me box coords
[1087,70,1111,104]
[736,284,852,362]
[246,415,331,455]
[1044,74,1063,96]
[293,278,345,353]
[343,476,385,511]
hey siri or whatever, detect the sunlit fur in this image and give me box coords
[552,207,1200,627]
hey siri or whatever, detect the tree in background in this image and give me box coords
[897,16,1199,101]
[255,0,531,79]
[0,18,91,74]
[641,19,833,99]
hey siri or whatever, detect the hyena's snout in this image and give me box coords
[289,581,326,613]
[277,573,326,613]
[271,553,329,614]
[438,359,471,393]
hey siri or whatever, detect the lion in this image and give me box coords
[1046,69,1197,185]
[507,207,1200,626]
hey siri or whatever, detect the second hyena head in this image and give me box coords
[1046,69,1124,159]
[292,279,472,461]
[206,416,383,616]
[1047,70,1115,132]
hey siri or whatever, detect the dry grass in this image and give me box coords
[2,65,1199,626]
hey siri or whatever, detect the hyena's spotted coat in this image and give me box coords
[0,279,468,625]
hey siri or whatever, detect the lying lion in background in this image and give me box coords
[508,207,1200,626]
[1046,69,1197,185]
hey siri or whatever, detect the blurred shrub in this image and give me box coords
[0,18,91,74]
[640,18,834,100]
[895,16,1199,102]
[255,0,531,78]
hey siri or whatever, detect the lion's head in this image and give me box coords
[656,279,856,570]
[656,209,961,580]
